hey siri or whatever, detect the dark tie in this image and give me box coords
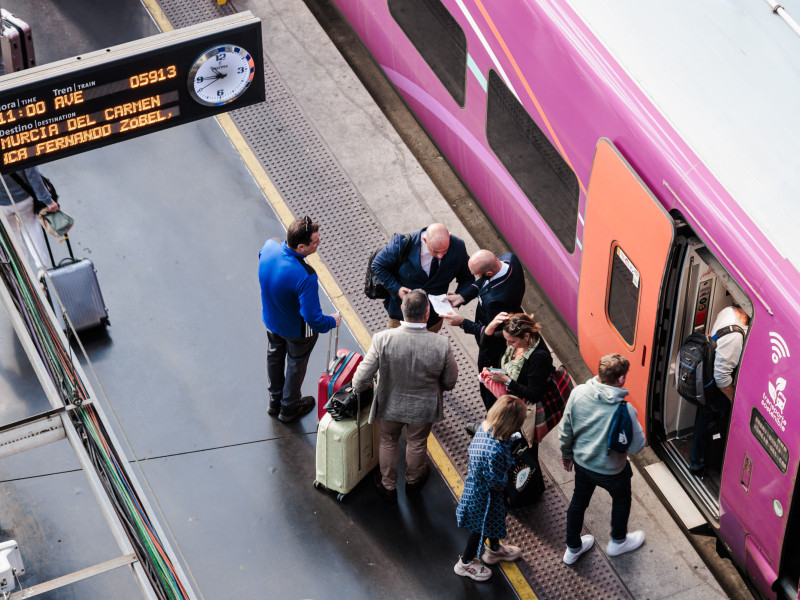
[429,257,439,279]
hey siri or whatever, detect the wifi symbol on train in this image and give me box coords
[769,332,790,364]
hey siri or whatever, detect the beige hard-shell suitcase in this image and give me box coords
[314,407,379,501]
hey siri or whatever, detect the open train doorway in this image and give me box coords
[651,236,752,520]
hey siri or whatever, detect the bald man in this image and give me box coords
[371,223,475,332]
[444,250,526,409]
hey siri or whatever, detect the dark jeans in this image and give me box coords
[462,531,499,562]
[566,462,633,549]
[266,330,318,407]
[689,385,730,470]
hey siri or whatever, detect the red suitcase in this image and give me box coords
[318,330,363,420]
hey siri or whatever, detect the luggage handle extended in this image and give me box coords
[326,326,340,366]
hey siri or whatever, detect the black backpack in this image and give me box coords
[364,233,412,300]
[675,324,744,405]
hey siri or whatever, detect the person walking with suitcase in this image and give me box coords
[453,394,527,581]
[259,216,341,423]
[0,168,59,266]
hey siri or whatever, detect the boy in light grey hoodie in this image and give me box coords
[558,353,646,565]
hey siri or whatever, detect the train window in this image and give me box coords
[607,245,640,346]
[486,70,579,252]
[388,0,467,107]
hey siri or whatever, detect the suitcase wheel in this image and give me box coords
[336,492,346,503]
[313,480,324,491]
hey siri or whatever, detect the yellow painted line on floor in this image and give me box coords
[140,0,173,32]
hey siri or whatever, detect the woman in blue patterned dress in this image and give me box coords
[454,395,526,581]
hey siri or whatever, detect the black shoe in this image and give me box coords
[373,470,398,502]
[465,422,478,437]
[689,465,706,477]
[405,463,430,495]
[267,399,282,417]
[278,396,315,423]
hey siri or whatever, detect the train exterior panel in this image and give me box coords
[330,0,800,596]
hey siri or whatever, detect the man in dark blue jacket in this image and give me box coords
[371,223,475,332]
[259,216,340,423]
[444,250,526,409]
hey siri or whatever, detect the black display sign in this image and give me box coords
[0,13,264,173]
[750,408,789,474]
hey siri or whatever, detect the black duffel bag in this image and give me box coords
[505,437,545,508]
[323,384,373,421]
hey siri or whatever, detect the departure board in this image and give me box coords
[0,13,264,173]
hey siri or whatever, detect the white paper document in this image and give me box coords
[429,294,454,316]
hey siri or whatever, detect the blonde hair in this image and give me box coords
[484,395,526,440]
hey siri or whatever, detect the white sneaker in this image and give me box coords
[453,557,492,581]
[563,534,594,565]
[606,531,645,557]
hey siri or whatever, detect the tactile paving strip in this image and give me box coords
[158,2,634,597]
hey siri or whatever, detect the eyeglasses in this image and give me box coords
[304,215,312,232]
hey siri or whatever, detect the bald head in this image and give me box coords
[469,250,502,279]
[422,223,450,259]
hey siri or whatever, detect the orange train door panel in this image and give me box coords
[578,139,675,433]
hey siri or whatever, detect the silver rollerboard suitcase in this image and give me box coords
[42,236,109,333]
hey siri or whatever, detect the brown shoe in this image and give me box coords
[405,463,431,495]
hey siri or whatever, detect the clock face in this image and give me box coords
[188,45,255,106]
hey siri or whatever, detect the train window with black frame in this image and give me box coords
[607,245,640,347]
[388,0,467,107]
[486,70,579,252]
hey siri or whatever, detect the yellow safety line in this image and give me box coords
[140,0,173,32]
[141,1,538,593]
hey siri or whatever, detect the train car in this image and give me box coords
[326,0,800,597]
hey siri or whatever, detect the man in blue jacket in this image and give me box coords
[259,216,340,423]
[443,249,526,410]
[558,354,646,564]
[371,223,475,332]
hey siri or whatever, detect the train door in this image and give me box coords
[577,138,675,424]
[651,240,752,520]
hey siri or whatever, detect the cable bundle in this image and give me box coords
[0,225,190,600]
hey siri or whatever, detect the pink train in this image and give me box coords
[329,0,800,597]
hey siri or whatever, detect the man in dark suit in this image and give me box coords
[371,223,476,332]
[444,249,525,409]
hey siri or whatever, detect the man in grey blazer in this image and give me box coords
[352,289,458,500]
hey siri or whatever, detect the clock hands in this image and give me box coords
[197,67,228,93]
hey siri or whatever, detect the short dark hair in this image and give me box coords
[598,353,629,384]
[401,289,429,322]
[287,216,319,249]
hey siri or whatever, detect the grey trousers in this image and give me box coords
[266,330,318,407]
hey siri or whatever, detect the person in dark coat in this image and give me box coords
[370,223,476,332]
[483,312,554,408]
[454,395,526,581]
[443,250,525,409]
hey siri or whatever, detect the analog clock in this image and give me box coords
[188,45,255,106]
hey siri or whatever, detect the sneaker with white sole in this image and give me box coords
[563,534,595,565]
[482,543,522,564]
[453,557,492,581]
[606,531,645,557]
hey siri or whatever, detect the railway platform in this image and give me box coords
[0,0,745,598]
